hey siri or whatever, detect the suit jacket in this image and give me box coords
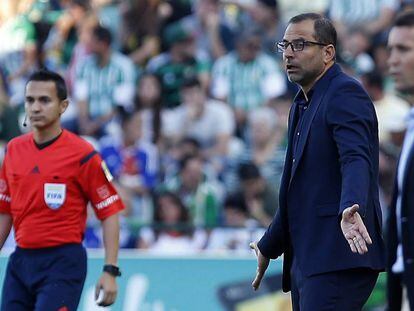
[258,64,385,292]
[387,135,414,305]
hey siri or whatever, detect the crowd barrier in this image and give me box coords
[0,250,386,310]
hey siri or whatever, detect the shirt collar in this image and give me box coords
[295,88,315,106]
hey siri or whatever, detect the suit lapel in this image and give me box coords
[402,140,414,193]
[279,100,299,204]
[288,64,341,185]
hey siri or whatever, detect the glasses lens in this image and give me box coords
[292,40,304,51]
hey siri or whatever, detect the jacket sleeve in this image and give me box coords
[257,208,286,259]
[326,81,378,217]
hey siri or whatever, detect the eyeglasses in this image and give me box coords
[276,39,328,52]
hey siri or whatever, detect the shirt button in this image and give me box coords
[297,132,300,136]
[293,158,296,163]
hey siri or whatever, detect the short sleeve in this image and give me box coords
[0,155,11,214]
[78,151,124,220]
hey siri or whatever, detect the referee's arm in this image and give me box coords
[0,214,12,250]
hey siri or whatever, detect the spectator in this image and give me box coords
[138,192,207,253]
[225,106,286,192]
[74,25,135,138]
[340,28,375,76]
[135,73,163,145]
[99,110,159,223]
[329,0,399,41]
[242,0,285,56]
[147,20,210,108]
[277,0,328,24]
[120,0,161,67]
[163,77,236,172]
[0,73,20,144]
[180,0,235,61]
[361,69,410,146]
[236,162,278,227]
[0,0,37,106]
[43,0,92,73]
[207,194,265,253]
[160,155,223,227]
[211,27,286,135]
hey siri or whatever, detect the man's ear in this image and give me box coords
[60,99,69,115]
[324,44,336,64]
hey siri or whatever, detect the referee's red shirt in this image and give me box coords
[0,130,124,248]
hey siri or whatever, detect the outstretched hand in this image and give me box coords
[249,242,270,291]
[341,204,372,255]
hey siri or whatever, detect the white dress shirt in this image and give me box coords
[392,107,414,273]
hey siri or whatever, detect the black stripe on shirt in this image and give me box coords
[80,150,98,165]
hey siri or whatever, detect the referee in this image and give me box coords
[0,70,124,310]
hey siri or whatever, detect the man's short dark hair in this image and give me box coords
[362,70,384,90]
[93,25,112,46]
[238,162,261,181]
[27,69,67,101]
[289,13,337,49]
[224,194,248,215]
[181,76,201,90]
[393,10,414,27]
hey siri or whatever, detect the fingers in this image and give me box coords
[97,289,117,307]
[249,242,258,256]
[347,234,368,255]
[252,269,265,291]
[344,204,359,218]
[347,238,357,253]
[250,241,270,291]
[94,284,101,301]
[362,229,372,245]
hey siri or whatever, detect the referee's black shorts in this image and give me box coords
[1,243,87,311]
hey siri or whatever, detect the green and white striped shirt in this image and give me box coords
[74,52,136,118]
[211,52,286,111]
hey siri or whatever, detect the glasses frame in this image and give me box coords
[276,40,328,53]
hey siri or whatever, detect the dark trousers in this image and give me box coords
[1,243,87,311]
[387,271,414,311]
[290,260,379,311]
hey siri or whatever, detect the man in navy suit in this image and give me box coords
[250,13,385,310]
[386,11,414,310]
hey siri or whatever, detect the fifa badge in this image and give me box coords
[44,183,66,209]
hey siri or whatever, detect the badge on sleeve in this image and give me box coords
[44,183,66,209]
[101,161,113,182]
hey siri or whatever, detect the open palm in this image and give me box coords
[340,204,372,255]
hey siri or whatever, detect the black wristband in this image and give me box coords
[103,264,121,277]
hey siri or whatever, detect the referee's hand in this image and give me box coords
[95,272,118,307]
[250,242,270,291]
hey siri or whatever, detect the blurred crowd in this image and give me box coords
[0,0,413,254]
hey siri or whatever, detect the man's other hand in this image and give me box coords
[250,242,270,291]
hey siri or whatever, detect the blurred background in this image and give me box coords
[1,0,413,309]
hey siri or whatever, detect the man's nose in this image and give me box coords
[283,46,295,58]
[387,50,399,68]
[31,101,42,112]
